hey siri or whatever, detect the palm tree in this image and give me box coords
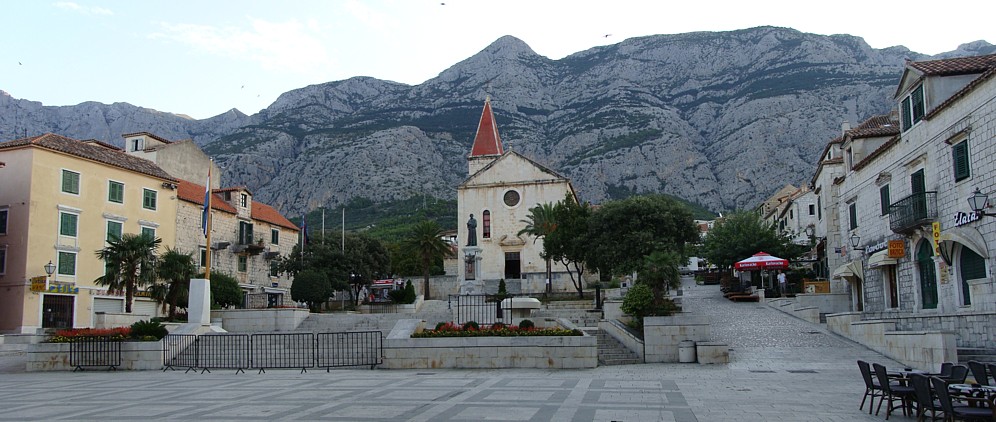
[156,247,197,320]
[402,220,454,300]
[518,202,558,293]
[95,233,161,313]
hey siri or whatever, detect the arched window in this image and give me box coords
[959,246,986,306]
[917,241,938,309]
[482,210,491,239]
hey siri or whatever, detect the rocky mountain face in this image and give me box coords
[3,27,992,216]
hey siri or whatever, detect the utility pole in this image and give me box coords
[322,207,325,238]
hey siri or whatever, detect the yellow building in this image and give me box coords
[0,134,178,333]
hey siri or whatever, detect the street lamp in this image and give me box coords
[968,189,996,217]
[805,225,815,237]
[849,234,866,251]
[43,260,56,290]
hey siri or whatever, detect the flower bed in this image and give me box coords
[48,327,131,343]
[412,321,582,338]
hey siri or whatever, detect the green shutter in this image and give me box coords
[912,85,925,124]
[59,213,77,236]
[108,181,124,203]
[901,98,912,131]
[142,227,155,239]
[849,203,858,230]
[880,185,891,215]
[953,141,970,181]
[960,247,986,306]
[271,228,279,245]
[62,170,79,194]
[107,221,122,241]
[0,209,7,234]
[58,252,76,275]
[143,189,157,210]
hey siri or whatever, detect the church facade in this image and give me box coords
[456,99,579,293]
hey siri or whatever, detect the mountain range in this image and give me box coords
[2,26,993,217]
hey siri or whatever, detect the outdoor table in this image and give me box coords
[948,383,996,410]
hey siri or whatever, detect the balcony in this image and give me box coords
[889,191,937,234]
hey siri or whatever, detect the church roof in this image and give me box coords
[460,150,569,187]
[469,97,504,157]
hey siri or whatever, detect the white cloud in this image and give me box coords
[53,2,113,16]
[150,17,334,77]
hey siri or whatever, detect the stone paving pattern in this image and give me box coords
[0,277,907,421]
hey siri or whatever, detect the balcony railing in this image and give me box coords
[889,191,937,233]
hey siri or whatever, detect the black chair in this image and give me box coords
[858,360,883,413]
[937,362,954,378]
[946,365,970,384]
[930,376,994,421]
[987,364,996,386]
[967,361,989,386]
[910,373,944,421]
[874,362,916,419]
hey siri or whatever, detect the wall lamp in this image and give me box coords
[968,189,996,217]
[849,234,865,251]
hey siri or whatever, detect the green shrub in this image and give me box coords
[497,279,508,299]
[130,320,168,340]
[518,319,534,329]
[404,280,417,303]
[435,321,449,330]
[462,321,480,331]
[621,283,655,319]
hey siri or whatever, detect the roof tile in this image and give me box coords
[0,133,176,181]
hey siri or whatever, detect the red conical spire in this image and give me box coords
[469,97,504,157]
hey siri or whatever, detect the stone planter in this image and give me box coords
[27,340,163,372]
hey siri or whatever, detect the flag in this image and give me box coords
[202,167,211,237]
[301,217,309,245]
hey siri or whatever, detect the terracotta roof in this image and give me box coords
[176,180,237,214]
[214,186,252,195]
[121,132,173,144]
[0,133,176,181]
[907,54,996,77]
[925,67,996,120]
[847,114,900,139]
[469,97,504,157]
[82,139,122,151]
[251,202,299,231]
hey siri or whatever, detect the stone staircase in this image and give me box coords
[957,347,996,364]
[293,300,454,336]
[596,330,642,366]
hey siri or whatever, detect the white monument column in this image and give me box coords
[188,278,211,325]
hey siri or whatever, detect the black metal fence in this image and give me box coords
[163,331,382,373]
[451,294,514,326]
[70,336,122,372]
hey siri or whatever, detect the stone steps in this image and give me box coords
[596,331,641,366]
[957,348,996,364]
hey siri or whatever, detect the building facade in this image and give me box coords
[456,99,580,293]
[0,134,177,333]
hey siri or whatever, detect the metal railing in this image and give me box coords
[889,191,937,233]
[451,294,515,326]
[163,331,383,373]
[70,336,122,372]
[316,331,383,370]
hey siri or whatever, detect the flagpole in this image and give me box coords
[341,207,345,252]
[205,166,213,280]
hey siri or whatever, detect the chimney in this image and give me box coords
[841,121,851,135]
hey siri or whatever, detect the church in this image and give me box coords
[456,98,579,293]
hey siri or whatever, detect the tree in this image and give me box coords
[291,270,332,312]
[401,220,453,300]
[279,233,350,306]
[518,202,558,293]
[344,233,392,306]
[544,193,592,298]
[640,250,682,300]
[586,195,699,277]
[204,272,242,308]
[95,233,161,313]
[701,211,804,272]
[154,247,197,320]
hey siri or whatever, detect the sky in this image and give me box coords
[1,0,992,120]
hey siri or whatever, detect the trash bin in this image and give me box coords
[678,340,696,363]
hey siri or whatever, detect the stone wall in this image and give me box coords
[793,293,851,315]
[599,319,643,361]
[643,314,711,363]
[211,308,309,333]
[826,313,956,371]
[27,340,162,371]
[93,312,150,329]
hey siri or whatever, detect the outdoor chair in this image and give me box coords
[987,364,996,386]
[874,362,916,419]
[937,362,954,378]
[909,373,944,421]
[858,360,884,413]
[946,365,970,384]
[967,361,989,386]
[930,376,995,422]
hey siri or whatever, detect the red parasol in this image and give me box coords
[734,252,789,271]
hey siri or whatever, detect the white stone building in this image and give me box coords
[456,99,581,293]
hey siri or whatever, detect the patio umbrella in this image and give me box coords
[733,252,789,271]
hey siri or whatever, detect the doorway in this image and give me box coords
[504,252,521,279]
[917,240,938,309]
[42,294,74,329]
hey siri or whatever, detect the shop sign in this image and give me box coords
[888,240,905,258]
[932,222,941,255]
[953,211,980,227]
[29,276,47,292]
[866,240,889,254]
[46,284,79,294]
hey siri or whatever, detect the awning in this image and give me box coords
[263,287,287,294]
[939,225,989,263]
[868,250,898,268]
[832,260,863,280]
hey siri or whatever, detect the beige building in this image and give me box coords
[456,99,581,293]
[0,134,178,333]
[122,132,221,189]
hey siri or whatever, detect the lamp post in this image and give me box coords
[43,260,56,290]
[968,189,996,217]
[849,234,866,252]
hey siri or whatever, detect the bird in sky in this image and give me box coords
[241,85,245,89]
[604,34,612,38]
[18,61,22,65]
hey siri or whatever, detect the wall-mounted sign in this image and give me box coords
[29,276,47,292]
[46,284,79,295]
[932,222,941,256]
[953,211,981,227]
[866,240,890,254]
[888,240,905,258]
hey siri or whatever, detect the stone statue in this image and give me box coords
[466,214,477,246]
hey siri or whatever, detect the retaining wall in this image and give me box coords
[211,308,310,333]
[643,314,711,363]
[94,312,151,329]
[826,313,956,371]
[598,319,644,361]
[27,340,162,372]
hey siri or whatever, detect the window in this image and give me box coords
[849,203,858,230]
[131,138,144,152]
[239,221,254,245]
[0,208,7,235]
[960,247,986,306]
[503,190,520,207]
[108,181,124,203]
[880,185,890,216]
[141,226,156,240]
[482,211,491,239]
[238,255,247,272]
[59,212,79,237]
[199,247,207,268]
[953,140,970,182]
[901,85,926,131]
[808,204,815,216]
[106,220,122,242]
[62,170,80,194]
[240,193,248,208]
[142,189,157,210]
[0,247,6,275]
[271,228,279,245]
[269,261,279,277]
[57,251,76,276]
[817,196,822,220]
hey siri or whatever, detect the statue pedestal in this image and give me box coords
[460,247,483,294]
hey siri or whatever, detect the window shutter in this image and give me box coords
[911,85,925,124]
[880,185,890,216]
[901,98,912,131]
[953,141,970,181]
[849,203,858,230]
